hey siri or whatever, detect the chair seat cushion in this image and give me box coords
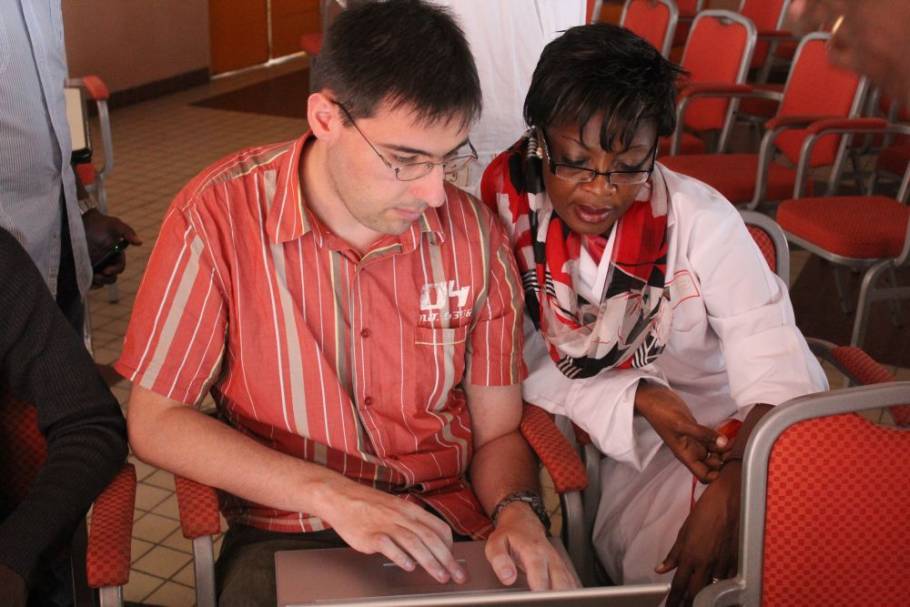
[778,196,910,259]
[661,154,798,204]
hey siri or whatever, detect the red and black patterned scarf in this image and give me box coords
[481,135,672,378]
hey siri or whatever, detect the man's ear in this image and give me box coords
[307,91,342,142]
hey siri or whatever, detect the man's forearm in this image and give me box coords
[469,430,540,516]
[127,386,354,522]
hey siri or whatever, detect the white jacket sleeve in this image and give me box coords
[686,201,828,408]
[521,317,668,471]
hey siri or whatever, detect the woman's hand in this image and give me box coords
[656,462,742,607]
[634,382,730,482]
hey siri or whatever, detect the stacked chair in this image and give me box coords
[694,382,910,606]
[663,10,757,155]
[777,123,910,347]
[620,0,679,58]
[661,33,868,210]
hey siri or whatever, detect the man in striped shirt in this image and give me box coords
[116,1,575,603]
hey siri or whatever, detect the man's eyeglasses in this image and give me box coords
[539,129,658,187]
[334,101,478,182]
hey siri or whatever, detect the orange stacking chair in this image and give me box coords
[620,0,679,58]
[661,33,868,210]
[876,100,910,186]
[663,10,757,156]
[671,0,706,51]
[0,394,136,607]
[172,404,589,606]
[694,382,910,607]
[777,122,910,347]
[740,0,792,82]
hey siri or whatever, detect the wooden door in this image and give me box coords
[271,0,321,59]
[209,0,269,75]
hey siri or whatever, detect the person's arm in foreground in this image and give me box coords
[0,230,127,605]
[127,386,466,584]
[467,382,578,591]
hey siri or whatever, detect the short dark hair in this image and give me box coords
[524,23,685,150]
[313,0,481,130]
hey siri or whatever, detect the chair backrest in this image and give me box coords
[680,10,756,133]
[676,0,704,19]
[620,0,679,57]
[587,0,602,24]
[739,211,789,284]
[775,33,867,168]
[697,383,910,607]
[739,0,790,69]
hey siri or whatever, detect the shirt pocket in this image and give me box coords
[411,324,470,409]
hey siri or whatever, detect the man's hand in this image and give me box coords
[0,563,27,607]
[656,462,741,607]
[634,382,730,483]
[316,477,466,585]
[484,502,578,591]
[82,209,142,287]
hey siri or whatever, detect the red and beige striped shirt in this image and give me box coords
[116,133,525,537]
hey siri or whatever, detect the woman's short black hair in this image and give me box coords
[524,23,685,150]
[313,0,481,130]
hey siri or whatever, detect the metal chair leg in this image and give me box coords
[193,536,217,607]
[832,265,854,314]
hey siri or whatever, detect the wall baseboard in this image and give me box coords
[108,68,210,109]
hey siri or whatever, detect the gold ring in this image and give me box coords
[830,14,845,36]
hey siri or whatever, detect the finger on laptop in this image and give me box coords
[484,533,519,586]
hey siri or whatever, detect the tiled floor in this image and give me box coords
[83,57,908,605]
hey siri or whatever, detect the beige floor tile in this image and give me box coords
[133,512,181,543]
[145,581,197,607]
[122,570,166,603]
[128,454,157,477]
[161,527,195,554]
[132,545,194,579]
[152,493,182,521]
[172,560,197,588]
[131,537,155,563]
[145,469,178,491]
[135,482,173,511]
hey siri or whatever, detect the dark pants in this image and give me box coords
[215,525,347,607]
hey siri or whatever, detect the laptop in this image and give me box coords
[276,538,669,607]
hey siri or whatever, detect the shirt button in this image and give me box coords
[360,328,371,338]
[363,396,374,407]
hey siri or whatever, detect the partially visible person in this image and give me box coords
[482,23,827,606]
[0,228,128,607]
[788,0,910,103]
[117,2,574,605]
[430,0,587,193]
[0,0,140,333]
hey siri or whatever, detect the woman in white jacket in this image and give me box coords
[480,23,827,607]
